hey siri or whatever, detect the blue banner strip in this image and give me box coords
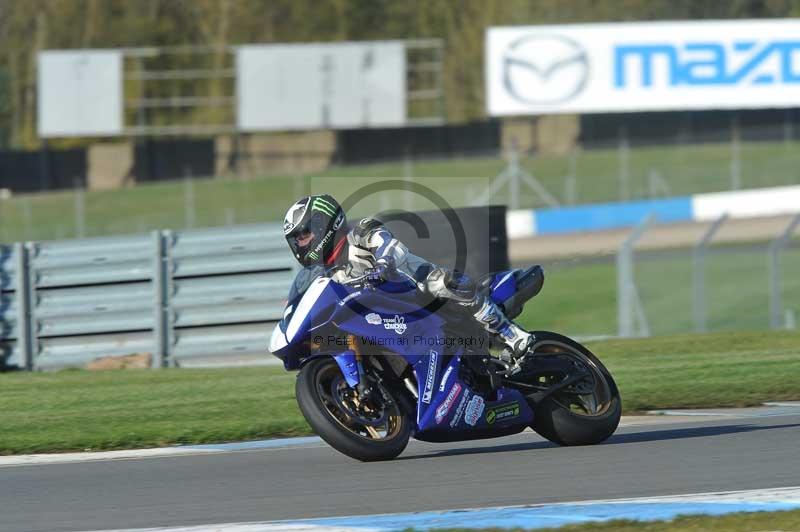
[534,197,693,235]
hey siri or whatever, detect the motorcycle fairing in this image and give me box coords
[414,360,534,440]
[270,268,538,439]
[270,276,345,369]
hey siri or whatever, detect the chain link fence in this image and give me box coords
[1,120,800,243]
[618,214,800,338]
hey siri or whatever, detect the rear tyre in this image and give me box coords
[527,331,621,446]
[296,357,411,462]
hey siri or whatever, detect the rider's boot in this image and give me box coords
[424,267,533,364]
[471,297,533,362]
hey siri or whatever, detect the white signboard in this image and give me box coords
[237,41,406,131]
[38,50,123,137]
[487,19,800,116]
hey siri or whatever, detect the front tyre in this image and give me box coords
[296,357,412,462]
[527,331,621,446]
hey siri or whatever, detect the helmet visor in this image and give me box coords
[294,229,315,248]
[286,211,331,263]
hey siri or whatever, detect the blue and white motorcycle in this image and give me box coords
[269,264,621,461]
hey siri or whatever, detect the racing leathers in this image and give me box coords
[327,218,533,359]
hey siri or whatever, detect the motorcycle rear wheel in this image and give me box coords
[526,331,621,446]
[296,357,412,462]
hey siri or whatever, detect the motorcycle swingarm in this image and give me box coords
[504,354,591,404]
[507,372,589,404]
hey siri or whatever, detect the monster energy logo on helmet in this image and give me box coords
[283,194,345,267]
[312,196,338,216]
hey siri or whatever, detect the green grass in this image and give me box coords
[440,508,800,531]
[0,367,307,454]
[1,330,799,454]
[2,138,800,242]
[518,257,618,337]
[517,243,800,338]
[593,331,800,412]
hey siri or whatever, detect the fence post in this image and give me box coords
[784,109,794,146]
[730,114,742,190]
[647,169,671,198]
[473,142,560,209]
[509,146,520,210]
[14,242,33,370]
[403,151,414,212]
[564,149,577,204]
[152,230,173,368]
[184,176,196,229]
[74,180,86,238]
[22,198,33,240]
[617,215,655,338]
[692,214,728,333]
[618,126,630,201]
[768,214,800,329]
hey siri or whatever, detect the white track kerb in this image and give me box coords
[83,487,800,532]
[0,437,326,467]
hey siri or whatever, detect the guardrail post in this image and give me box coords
[152,230,173,368]
[768,214,800,329]
[692,214,728,333]
[14,242,33,370]
[616,214,655,338]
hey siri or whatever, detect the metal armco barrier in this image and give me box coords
[0,224,295,371]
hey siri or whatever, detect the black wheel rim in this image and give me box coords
[314,361,404,442]
[532,340,614,418]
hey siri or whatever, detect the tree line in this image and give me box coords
[1,0,797,149]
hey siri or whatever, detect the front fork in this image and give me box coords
[331,336,372,400]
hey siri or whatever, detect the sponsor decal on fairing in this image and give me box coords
[435,383,462,424]
[449,391,471,428]
[365,313,382,325]
[382,314,407,335]
[421,350,438,404]
[438,365,454,392]
[339,291,362,306]
[485,401,521,424]
[464,395,485,426]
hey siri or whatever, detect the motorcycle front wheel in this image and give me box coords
[526,331,622,446]
[296,357,412,462]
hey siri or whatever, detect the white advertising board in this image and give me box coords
[38,50,123,137]
[487,19,800,116]
[237,41,406,131]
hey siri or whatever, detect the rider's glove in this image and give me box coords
[366,256,396,283]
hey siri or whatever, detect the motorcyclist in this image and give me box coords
[282,194,533,359]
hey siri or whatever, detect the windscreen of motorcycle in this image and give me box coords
[270,268,332,353]
[287,264,326,303]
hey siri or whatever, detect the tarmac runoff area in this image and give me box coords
[2,402,800,532]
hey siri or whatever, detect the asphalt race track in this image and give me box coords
[3,408,800,532]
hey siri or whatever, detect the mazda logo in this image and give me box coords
[502,34,589,105]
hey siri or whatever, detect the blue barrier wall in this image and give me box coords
[533,197,694,235]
